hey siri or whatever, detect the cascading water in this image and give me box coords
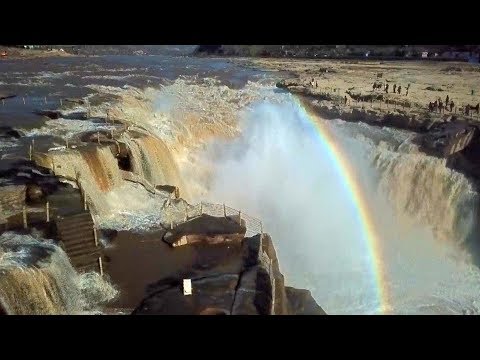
[174,87,480,314]
[34,72,480,314]
[123,134,182,188]
[0,232,118,315]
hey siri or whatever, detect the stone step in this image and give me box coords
[64,240,98,252]
[68,246,101,259]
[56,216,93,228]
[61,235,96,248]
[56,214,93,228]
[56,211,91,220]
[58,224,95,238]
[71,255,102,269]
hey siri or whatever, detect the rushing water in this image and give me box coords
[2,54,480,314]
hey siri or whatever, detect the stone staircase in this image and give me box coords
[55,211,103,273]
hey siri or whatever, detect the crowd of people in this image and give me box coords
[428,95,479,115]
[373,82,410,96]
[310,77,478,118]
[428,95,454,113]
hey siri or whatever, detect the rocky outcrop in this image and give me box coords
[63,98,85,106]
[0,126,23,139]
[285,287,327,315]
[0,185,26,222]
[231,265,272,315]
[26,184,44,203]
[132,274,239,315]
[33,110,62,120]
[162,214,247,247]
[133,230,326,315]
[414,121,478,157]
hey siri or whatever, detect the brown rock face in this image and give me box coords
[285,287,327,315]
[131,231,326,315]
[26,184,44,203]
[0,185,27,222]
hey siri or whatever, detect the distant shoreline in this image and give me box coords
[194,45,480,63]
[0,46,78,60]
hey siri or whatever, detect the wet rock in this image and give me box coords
[0,185,26,221]
[34,110,62,120]
[63,98,85,105]
[163,214,246,247]
[285,287,326,315]
[80,131,112,144]
[231,265,272,315]
[0,126,23,139]
[416,122,478,157]
[132,274,239,315]
[241,234,261,268]
[62,111,88,120]
[26,184,44,203]
[0,93,16,101]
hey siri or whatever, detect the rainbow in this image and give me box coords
[293,98,390,314]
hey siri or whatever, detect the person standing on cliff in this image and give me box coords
[406,83,410,96]
[446,95,449,106]
[398,86,402,94]
[393,84,397,93]
[385,84,389,93]
[344,95,348,105]
[450,101,455,112]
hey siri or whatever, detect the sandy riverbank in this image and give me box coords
[0,46,75,60]
[236,58,480,126]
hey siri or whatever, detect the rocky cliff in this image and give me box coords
[132,232,326,315]
[276,77,480,188]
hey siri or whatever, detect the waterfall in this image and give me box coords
[122,133,183,189]
[330,119,479,247]
[0,232,117,315]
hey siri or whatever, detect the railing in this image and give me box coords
[181,202,264,238]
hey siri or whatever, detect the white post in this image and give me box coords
[170,221,173,230]
[260,221,263,235]
[44,96,47,104]
[29,144,32,161]
[184,207,188,222]
[23,97,25,105]
[111,129,114,139]
[93,226,98,246]
[60,99,62,106]
[83,190,87,211]
[46,202,50,223]
[97,132,100,144]
[23,206,27,229]
[98,257,104,276]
